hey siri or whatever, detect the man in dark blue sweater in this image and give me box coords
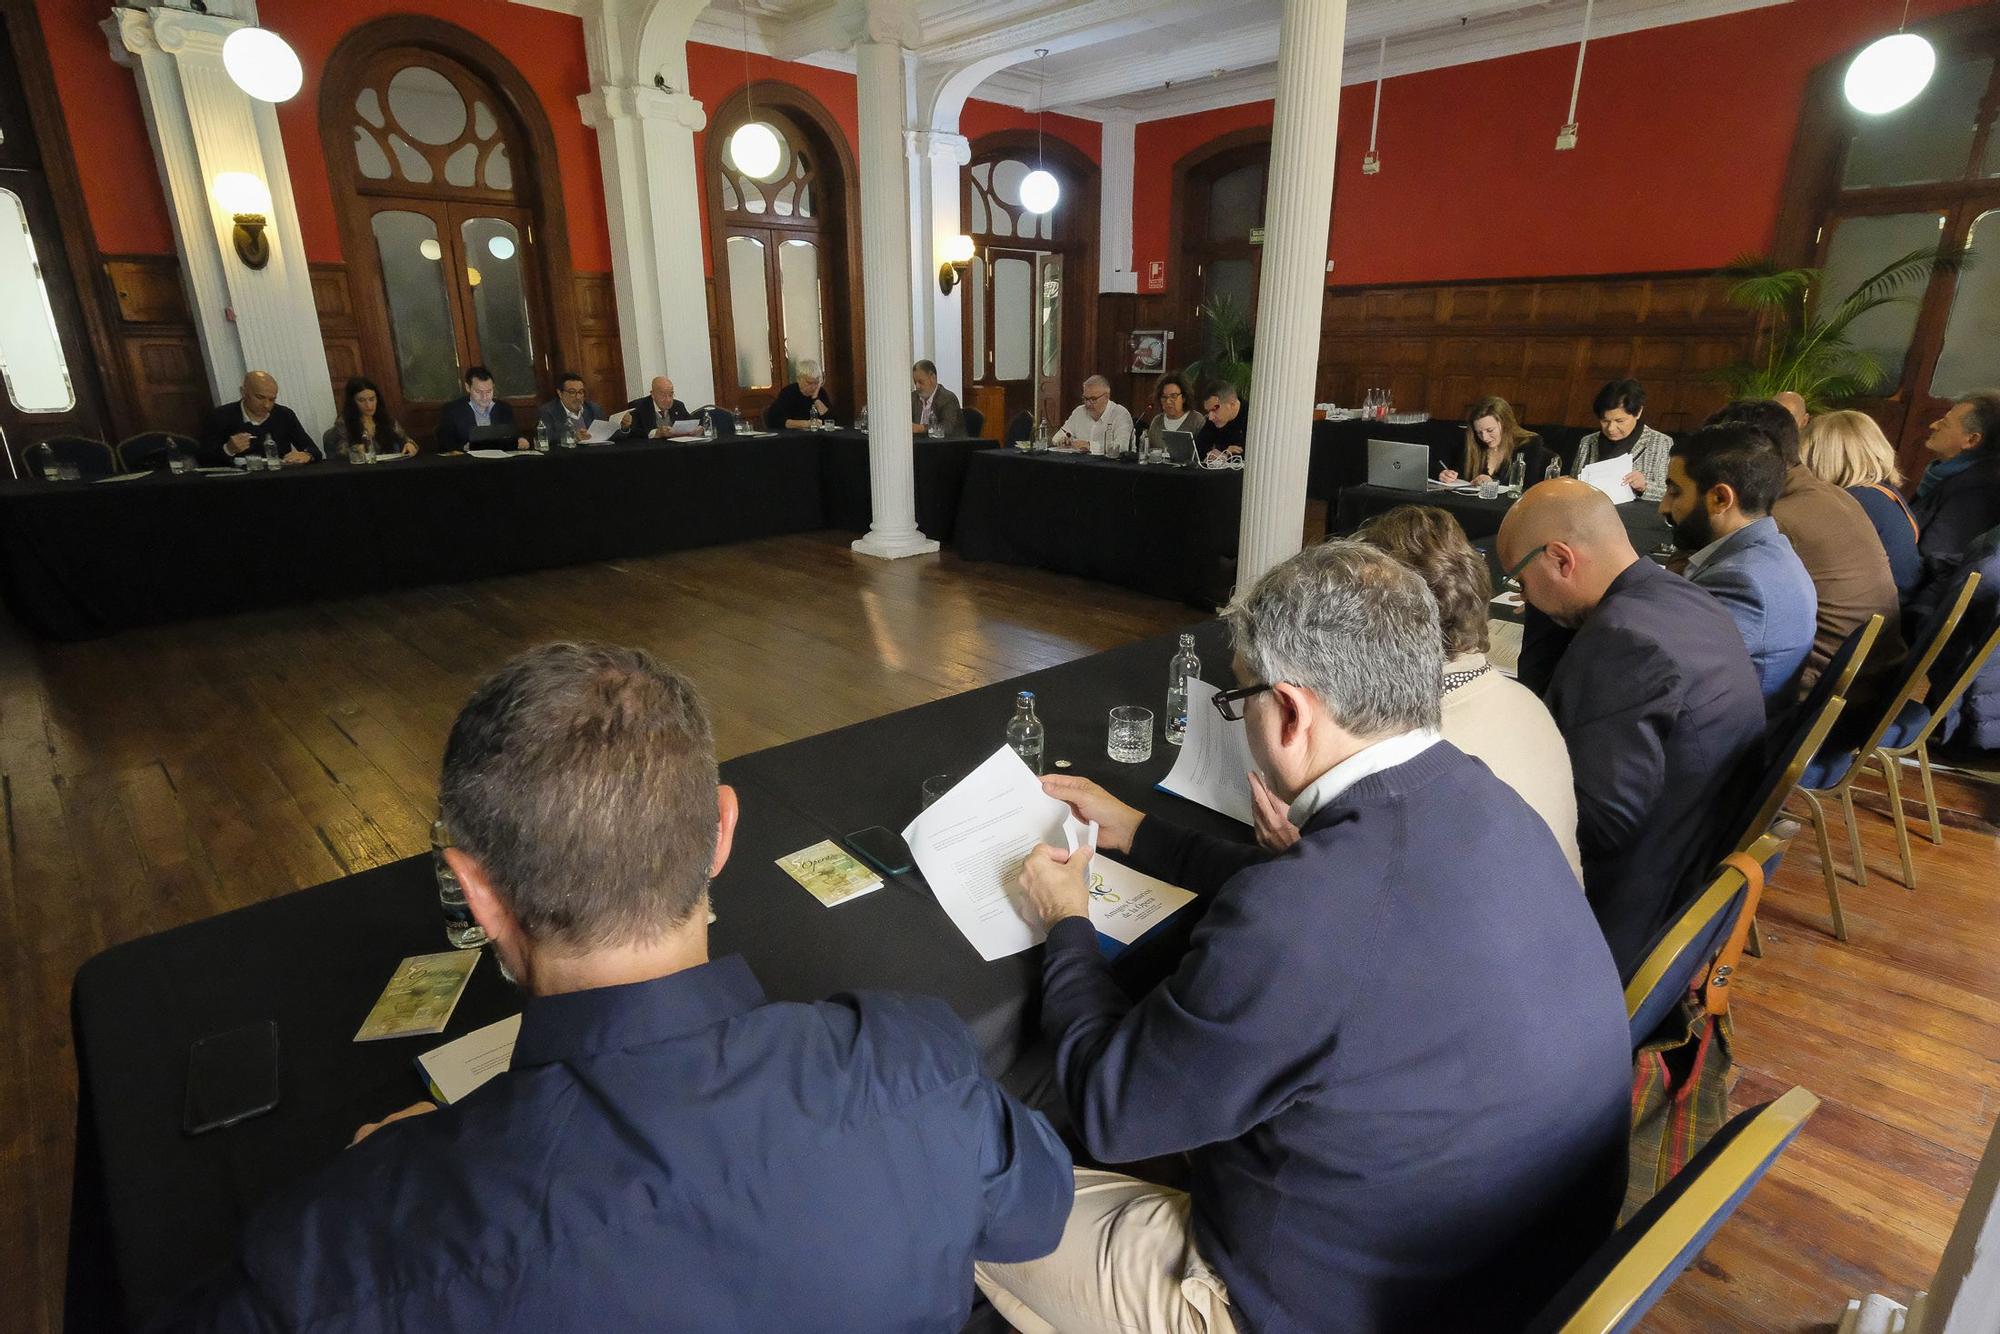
[1500,479,1766,976]
[978,542,1632,1334]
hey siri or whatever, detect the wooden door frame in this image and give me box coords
[1168,128,1272,371]
[704,84,860,421]
[320,16,583,431]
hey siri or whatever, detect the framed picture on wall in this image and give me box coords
[1127,330,1168,375]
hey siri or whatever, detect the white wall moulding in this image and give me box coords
[105,3,336,433]
[906,128,972,393]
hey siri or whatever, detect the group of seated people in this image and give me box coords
[1438,380,1673,495]
[1043,372,1249,465]
[155,390,1999,1334]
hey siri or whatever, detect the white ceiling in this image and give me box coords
[684,0,1792,122]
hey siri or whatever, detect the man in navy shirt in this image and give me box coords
[978,542,1631,1334]
[160,643,1073,1333]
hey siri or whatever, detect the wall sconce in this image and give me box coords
[938,234,975,296]
[213,171,273,270]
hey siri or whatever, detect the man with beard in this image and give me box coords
[1661,423,1818,712]
[1498,480,1765,975]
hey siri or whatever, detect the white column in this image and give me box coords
[907,130,970,394]
[1098,112,1139,294]
[1236,0,1347,588]
[105,5,335,433]
[577,84,715,406]
[852,39,937,559]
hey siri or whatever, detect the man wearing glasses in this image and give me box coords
[1496,478,1765,975]
[977,540,1631,1334]
[1051,374,1135,456]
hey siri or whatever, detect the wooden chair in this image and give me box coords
[1791,575,1979,936]
[1624,836,1781,1050]
[116,431,198,473]
[1865,590,2000,887]
[1524,1087,1819,1333]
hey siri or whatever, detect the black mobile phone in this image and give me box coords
[183,1021,280,1136]
[846,826,914,877]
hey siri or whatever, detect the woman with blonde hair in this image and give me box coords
[1802,409,1920,597]
[1438,395,1553,488]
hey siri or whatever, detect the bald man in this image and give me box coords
[197,371,321,467]
[1775,391,1810,431]
[617,375,693,440]
[1498,479,1765,975]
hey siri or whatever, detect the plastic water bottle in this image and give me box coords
[1166,633,1202,746]
[166,439,190,474]
[1005,691,1045,774]
[856,404,870,433]
[535,421,550,453]
[31,441,55,480]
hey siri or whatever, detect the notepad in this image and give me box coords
[416,1014,520,1104]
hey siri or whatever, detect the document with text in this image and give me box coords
[583,418,620,443]
[903,746,1192,961]
[1579,452,1636,504]
[1157,678,1257,826]
[417,1013,521,1105]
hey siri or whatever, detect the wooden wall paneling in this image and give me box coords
[572,271,624,411]
[100,253,208,437]
[311,263,365,405]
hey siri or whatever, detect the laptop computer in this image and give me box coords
[467,423,520,445]
[1367,439,1430,492]
[1160,429,1197,465]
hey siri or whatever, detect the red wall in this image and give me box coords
[1134,0,1989,291]
[36,0,175,255]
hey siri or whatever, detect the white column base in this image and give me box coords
[851,531,940,560]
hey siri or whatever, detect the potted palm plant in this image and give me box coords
[1183,293,1255,399]
[1717,245,1970,408]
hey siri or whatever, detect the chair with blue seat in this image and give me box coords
[26,434,117,479]
[1624,835,1782,1051]
[116,431,198,473]
[1523,1086,1819,1333]
[1791,575,1980,933]
[962,406,986,440]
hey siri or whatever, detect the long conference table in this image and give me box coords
[66,620,1239,1332]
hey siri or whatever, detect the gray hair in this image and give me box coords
[796,360,823,380]
[1224,541,1443,736]
[440,643,719,950]
[1083,374,1110,393]
[1957,390,2000,450]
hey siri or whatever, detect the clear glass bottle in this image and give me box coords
[856,403,870,433]
[165,438,188,474]
[535,420,550,453]
[1508,453,1526,494]
[31,441,55,480]
[1032,418,1050,452]
[1166,633,1201,746]
[1005,691,1045,774]
[431,818,488,949]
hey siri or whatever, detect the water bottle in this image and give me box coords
[1005,691,1045,774]
[31,441,55,481]
[166,439,189,474]
[1033,418,1050,452]
[1508,454,1526,494]
[535,420,550,453]
[856,404,870,433]
[1166,633,1201,746]
[432,818,488,949]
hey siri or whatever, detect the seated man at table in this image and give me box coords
[1050,374,1134,455]
[159,643,1073,1332]
[535,371,611,446]
[617,374,694,439]
[1197,382,1248,463]
[196,370,320,466]
[1661,422,1818,711]
[765,360,837,430]
[1498,480,1765,974]
[436,365,529,452]
[978,541,1630,1334]
[1709,397,1905,694]
[912,359,964,436]
[1913,390,2000,591]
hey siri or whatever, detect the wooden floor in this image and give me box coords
[3,529,1996,1334]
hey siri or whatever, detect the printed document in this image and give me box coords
[1579,452,1636,504]
[1158,678,1257,826]
[583,418,620,443]
[902,746,1192,961]
[417,1014,520,1104]
[1488,619,1524,678]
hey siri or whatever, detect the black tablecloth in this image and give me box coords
[68,621,1240,1331]
[954,450,1242,607]
[0,436,830,640]
[816,432,988,542]
[1308,419,1596,504]
[1332,482,1675,553]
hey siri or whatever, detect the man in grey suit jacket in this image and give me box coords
[1662,423,1819,711]
[911,360,964,438]
[537,371,610,445]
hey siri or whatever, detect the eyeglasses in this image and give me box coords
[1211,682,1273,721]
[1083,392,1109,405]
[1502,543,1548,586]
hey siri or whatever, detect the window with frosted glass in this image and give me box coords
[1818,212,1946,391]
[777,239,824,373]
[993,257,1033,381]
[460,217,536,397]
[370,210,459,402]
[1931,209,2000,397]
[0,189,75,413]
[1207,163,1264,242]
[727,236,774,389]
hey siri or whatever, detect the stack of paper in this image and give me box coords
[901,746,1193,961]
[1579,452,1636,504]
[583,419,619,443]
[1157,679,1257,826]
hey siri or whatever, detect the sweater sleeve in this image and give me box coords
[1127,816,1265,894]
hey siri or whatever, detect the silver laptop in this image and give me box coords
[1368,438,1430,492]
[1160,429,1197,464]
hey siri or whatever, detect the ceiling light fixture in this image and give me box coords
[1556,0,1593,151]
[222,26,303,104]
[1845,1,1935,115]
[728,3,784,182]
[1020,49,1060,215]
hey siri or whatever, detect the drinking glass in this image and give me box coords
[921,773,954,810]
[431,818,488,949]
[1107,706,1154,763]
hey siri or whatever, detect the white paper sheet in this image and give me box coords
[902,746,1192,961]
[1488,619,1524,678]
[416,1013,520,1105]
[465,448,518,459]
[1579,452,1636,504]
[1157,679,1258,826]
[583,418,619,443]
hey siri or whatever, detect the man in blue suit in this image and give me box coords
[436,365,529,452]
[1661,423,1819,712]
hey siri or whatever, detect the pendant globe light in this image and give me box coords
[728,3,785,182]
[1020,50,1061,215]
[1845,1,1936,116]
[222,26,303,104]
